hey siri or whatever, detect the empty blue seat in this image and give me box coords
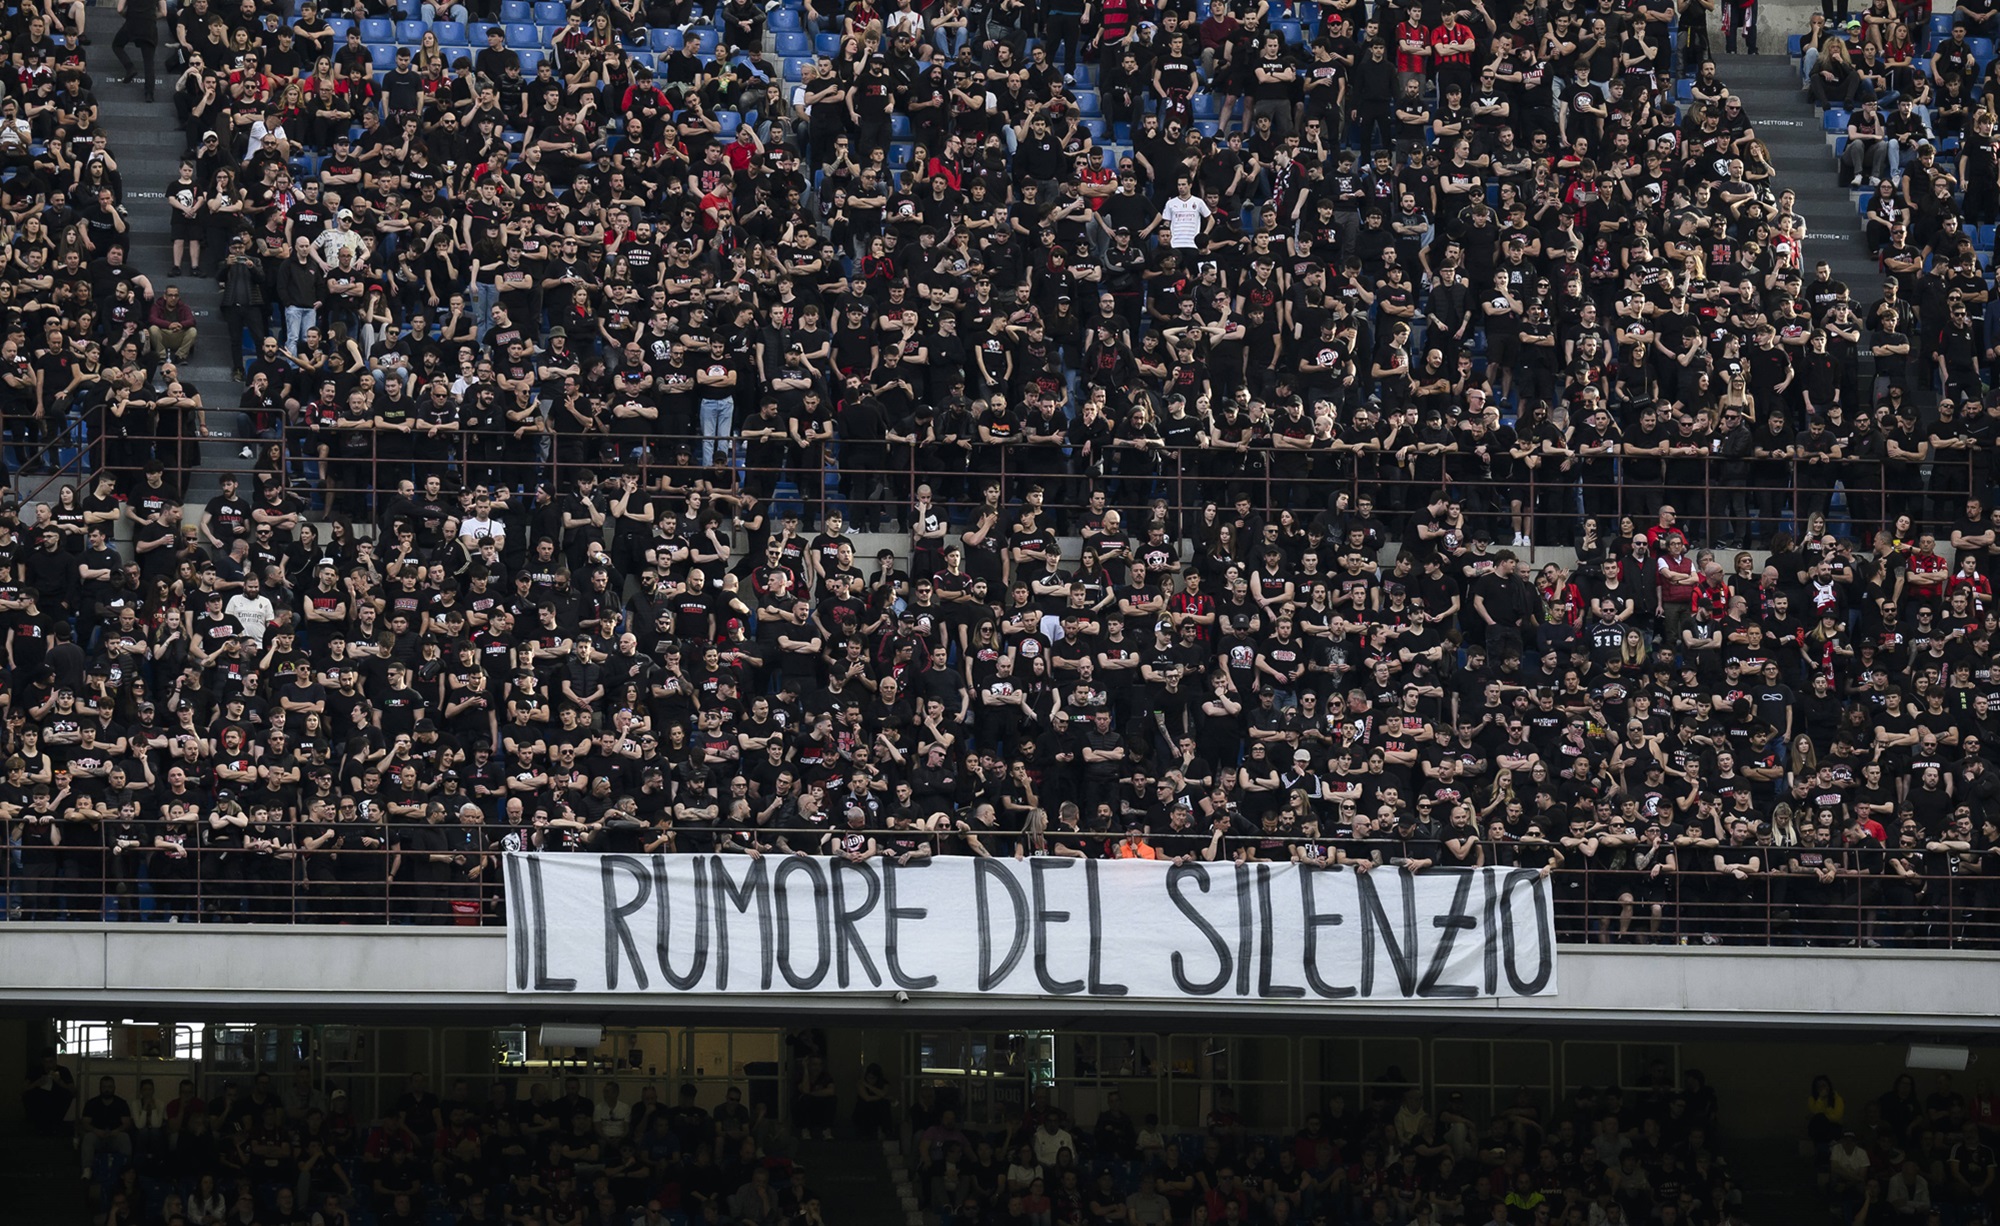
[1274,18,1301,43]
[783,55,807,80]
[1074,89,1099,115]
[1079,116,1106,138]
[1931,12,1954,40]
[815,31,839,54]
[532,1,565,22]
[1101,146,1119,168]
[1191,92,1218,119]
[775,30,807,54]
[890,112,911,138]
[1788,33,1805,56]
[433,19,466,42]
[499,0,529,18]
[693,27,717,54]
[1071,63,1094,87]
[1978,223,1996,250]
[395,19,425,42]
[1824,107,1848,132]
[326,16,353,38]
[359,16,393,40]
[1194,118,1219,136]
[1675,77,1693,101]
[369,44,397,67]
[888,142,913,169]
[717,110,741,136]
[504,21,535,45]
[651,26,682,49]
[520,47,546,71]
[769,6,800,31]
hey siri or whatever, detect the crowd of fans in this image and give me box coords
[0,0,1998,951]
[1807,1071,1999,1226]
[23,1043,1744,1226]
[130,0,2000,546]
[904,1067,1737,1226]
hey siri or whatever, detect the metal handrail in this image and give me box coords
[5,842,1993,947]
[31,421,1984,547]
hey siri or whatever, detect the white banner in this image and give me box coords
[504,854,1557,1001]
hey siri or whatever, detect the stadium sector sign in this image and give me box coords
[505,854,1558,1002]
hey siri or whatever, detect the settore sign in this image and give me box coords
[504,854,1559,1003]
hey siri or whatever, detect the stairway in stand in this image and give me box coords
[1723,54,1881,291]
[11,10,256,513]
[788,1136,916,1226]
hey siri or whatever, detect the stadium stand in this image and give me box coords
[0,0,1994,954]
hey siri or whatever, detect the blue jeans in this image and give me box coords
[473,281,499,334]
[284,305,316,353]
[699,397,734,466]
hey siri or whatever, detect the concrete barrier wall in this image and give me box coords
[3,925,1995,1031]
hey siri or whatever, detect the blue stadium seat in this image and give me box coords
[890,112,911,138]
[1101,146,1119,168]
[1274,18,1301,43]
[369,44,397,68]
[1788,33,1805,56]
[1675,77,1694,101]
[815,31,839,54]
[1191,92,1219,119]
[395,18,425,42]
[769,7,800,31]
[1194,118,1219,136]
[889,141,913,168]
[1074,89,1099,115]
[1080,116,1106,139]
[1824,107,1848,132]
[693,27,717,54]
[718,110,741,137]
[433,19,466,43]
[1978,223,1996,250]
[532,1,565,22]
[775,30,807,54]
[1931,12,1954,40]
[326,16,354,39]
[499,0,529,18]
[783,56,808,80]
[1071,63,1094,87]
[504,21,536,45]
[651,26,682,49]
[359,16,394,40]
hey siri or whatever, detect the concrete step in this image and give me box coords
[10,8,263,516]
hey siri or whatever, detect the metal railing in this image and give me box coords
[39,418,1992,548]
[4,841,1994,948]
